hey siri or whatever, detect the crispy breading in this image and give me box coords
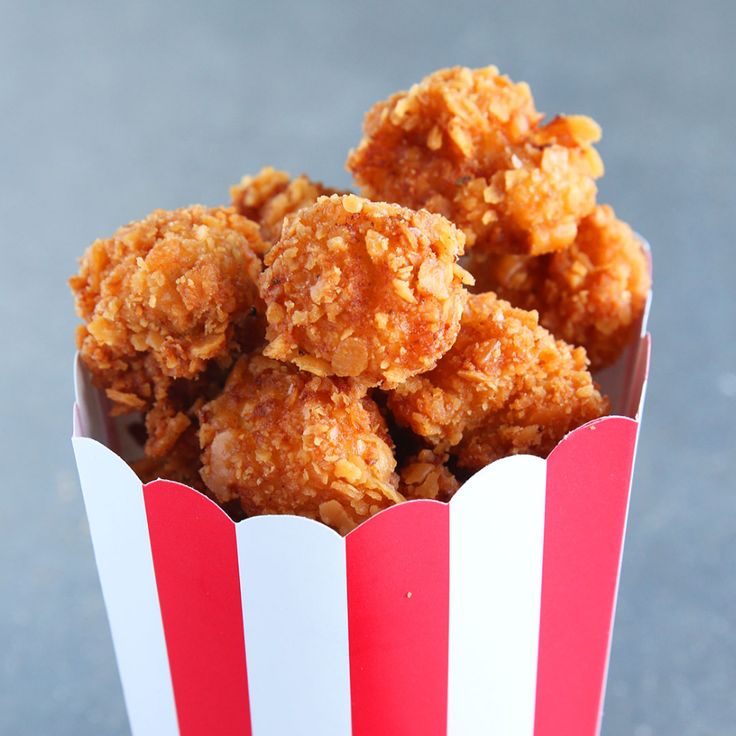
[135,359,233,459]
[198,354,402,534]
[387,293,609,471]
[469,205,651,369]
[260,194,473,388]
[347,66,602,255]
[230,166,345,249]
[131,425,206,493]
[398,448,460,501]
[70,206,265,416]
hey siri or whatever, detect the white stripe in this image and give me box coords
[236,516,352,736]
[72,438,179,736]
[447,455,546,736]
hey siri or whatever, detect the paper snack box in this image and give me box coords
[72,294,650,736]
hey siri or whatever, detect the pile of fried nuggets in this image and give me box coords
[70,66,650,535]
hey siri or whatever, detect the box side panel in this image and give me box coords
[447,455,546,736]
[143,481,251,736]
[236,516,352,736]
[74,356,143,459]
[595,332,650,419]
[72,438,179,736]
[347,501,450,736]
[630,333,651,421]
[74,354,111,445]
[534,416,638,736]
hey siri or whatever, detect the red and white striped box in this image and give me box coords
[72,297,650,736]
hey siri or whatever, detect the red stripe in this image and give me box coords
[534,417,638,735]
[144,481,252,736]
[347,500,450,736]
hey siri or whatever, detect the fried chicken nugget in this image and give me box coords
[70,206,265,417]
[139,360,233,459]
[387,293,609,471]
[347,66,603,255]
[231,166,345,249]
[469,205,651,370]
[132,425,206,493]
[398,448,460,501]
[198,354,402,535]
[260,194,473,388]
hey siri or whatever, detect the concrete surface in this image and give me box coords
[0,0,734,733]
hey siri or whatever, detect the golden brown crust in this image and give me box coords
[198,354,402,535]
[231,167,345,249]
[398,448,460,501]
[70,205,266,415]
[135,358,231,458]
[469,205,651,370]
[259,194,473,388]
[387,293,609,470]
[132,425,207,493]
[347,66,602,255]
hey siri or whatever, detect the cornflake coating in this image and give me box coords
[138,359,233,460]
[231,166,345,250]
[70,206,265,416]
[260,194,473,388]
[198,354,402,535]
[399,449,460,501]
[132,426,206,493]
[469,205,651,370]
[387,293,609,471]
[347,66,603,255]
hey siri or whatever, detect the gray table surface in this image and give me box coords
[1,0,734,733]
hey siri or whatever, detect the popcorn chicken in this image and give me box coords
[260,194,473,388]
[231,166,344,250]
[70,205,265,459]
[469,205,651,369]
[388,293,609,471]
[198,355,402,534]
[347,66,602,255]
[398,449,460,501]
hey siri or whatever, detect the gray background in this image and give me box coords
[1,0,733,733]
